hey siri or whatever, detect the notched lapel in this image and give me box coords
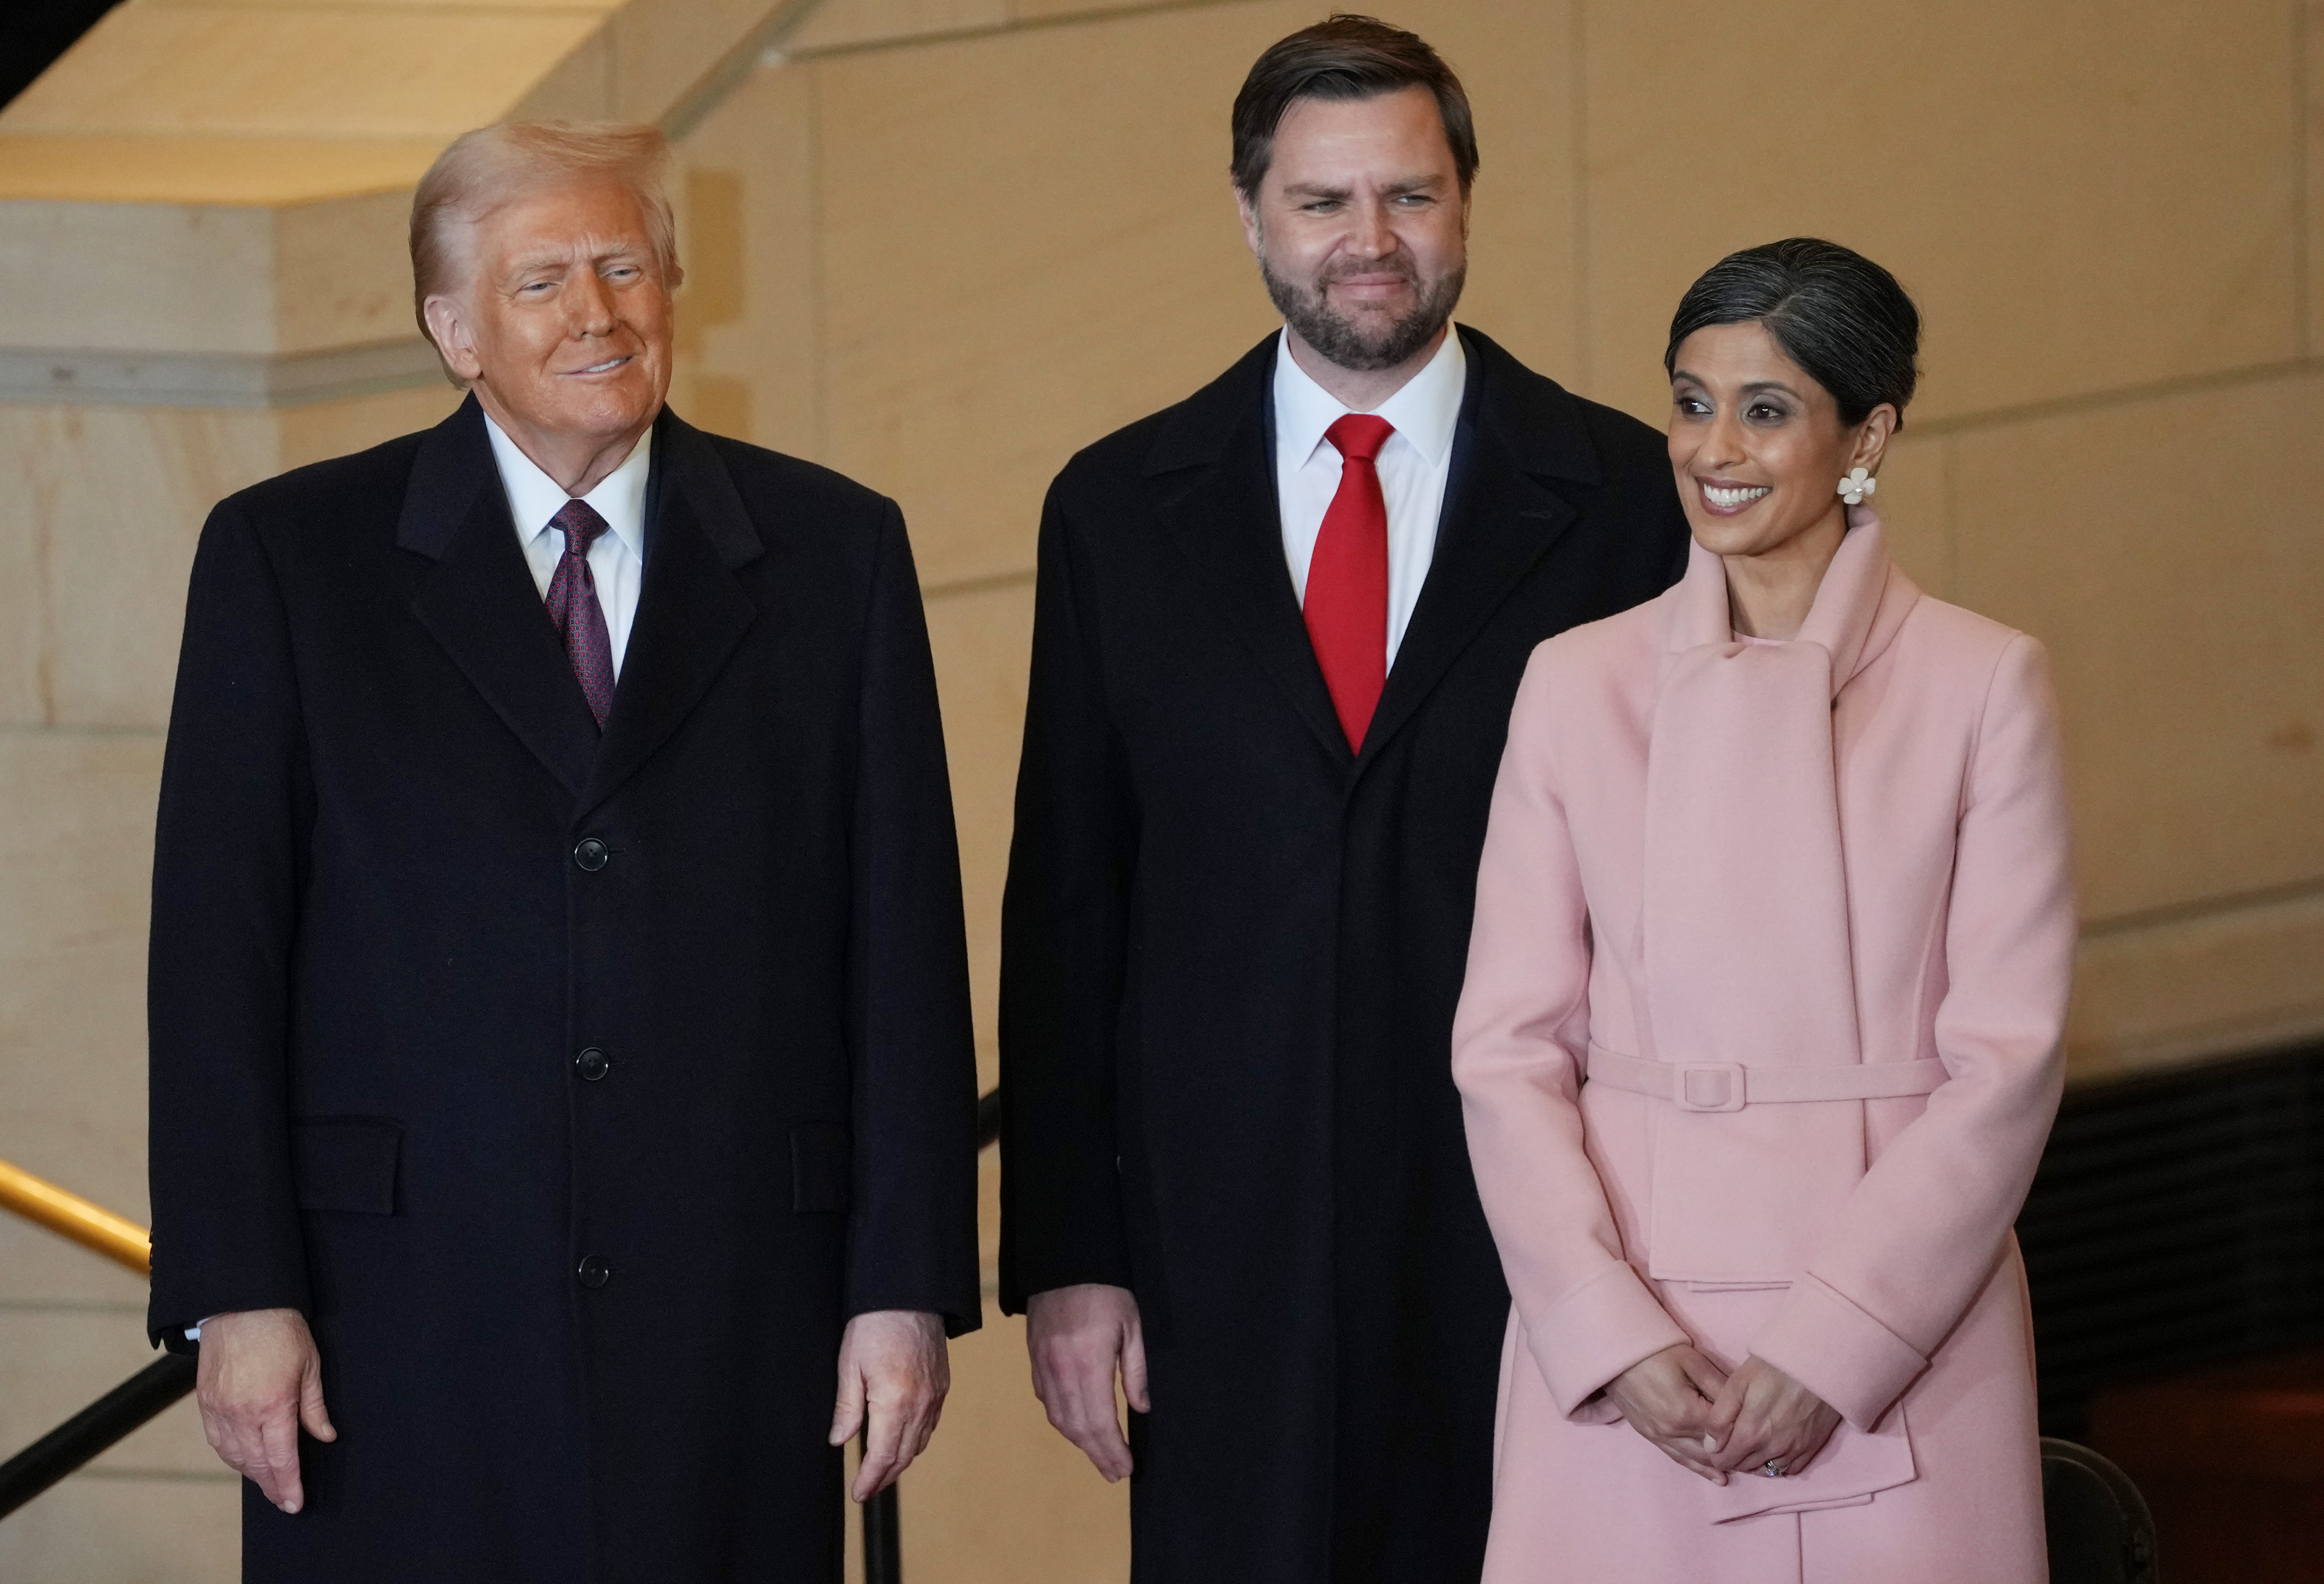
[579,415,760,815]
[1152,378,1353,768]
[1357,330,1595,766]
[403,399,601,802]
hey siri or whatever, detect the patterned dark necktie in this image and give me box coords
[1303,413,1396,749]
[544,500,616,729]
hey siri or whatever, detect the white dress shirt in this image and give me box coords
[1273,325,1466,665]
[484,414,652,679]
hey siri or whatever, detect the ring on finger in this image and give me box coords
[1762,1459,1788,1478]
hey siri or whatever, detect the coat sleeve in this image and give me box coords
[995,480,1137,1312]
[1752,634,2074,1429]
[1452,644,1691,1417]
[146,502,316,1348]
[843,500,984,1337]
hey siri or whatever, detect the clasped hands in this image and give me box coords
[195,1306,947,1513]
[1602,1342,1840,1485]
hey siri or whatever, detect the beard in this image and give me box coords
[1260,245,1466,373]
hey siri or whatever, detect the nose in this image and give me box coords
[1701,405,1749,468]
[566,272,616,338]
[1344,197,1394,260]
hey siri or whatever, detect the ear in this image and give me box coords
[1233,184,1263,261]
[1850,403,1899,476]
[422,294,484,385]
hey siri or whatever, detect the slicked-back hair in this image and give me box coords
[1665,238,1921,428]
[410,120,678,355]
[1231,15,1479,199]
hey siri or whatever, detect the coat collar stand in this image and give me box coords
[1665,507,1918,697]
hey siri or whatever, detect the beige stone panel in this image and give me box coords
[899,1302,1128,1584]
[275,191,425,356]
[2311,0,2324,354]
[787,0,1007,55]
[608,0,786,119]
[148,0,617,11]
[1949,372,2324,922]
[514,23,618,120]
[0,1309,216,1475]
[277,381,467,470]
[27,406,279,728]
[923,579,1035,1091]
[816,1,1306,586]
[0,461,45,726]
[0,200,274,357]
[0,1470,239,1584]
[0,728,166,1302]
[0,134,442,206]
[1387,0,1580,383]
[672,62,820,454]
[2068,885,2324,1080]
[1007,0,1181,17]
[1583,0,2302,428]
[2,6,604,138]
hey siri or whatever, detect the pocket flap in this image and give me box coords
[790,1122,852,1214]
[292,1118,402,1216]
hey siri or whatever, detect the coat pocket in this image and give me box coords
[790,1123,852,1214]
[292,1117,402,1215]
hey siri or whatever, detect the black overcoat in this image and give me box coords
[998,328,1690,1583]
[146,397,981,1583]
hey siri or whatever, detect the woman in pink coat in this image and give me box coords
[1452,238,2073,1582]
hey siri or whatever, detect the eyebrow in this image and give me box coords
[1669,369,1805,401]
[504,238,647,276]
[1279,174,1446,201]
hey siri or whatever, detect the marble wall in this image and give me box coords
[0,0,2318,1577]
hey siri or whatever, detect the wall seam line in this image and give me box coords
[2081,874,2324,941]
[786,0,1274,64]
[1905,355,2323,440]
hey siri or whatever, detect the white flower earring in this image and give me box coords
[1838,467,1877,505]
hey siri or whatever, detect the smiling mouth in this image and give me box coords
[566,356,632,376]
[1699,481,1771,513]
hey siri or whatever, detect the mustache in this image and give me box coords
[1313,255,1420,290]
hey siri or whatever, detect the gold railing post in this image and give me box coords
[0,1158,151,1276]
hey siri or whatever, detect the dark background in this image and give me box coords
[3,0,122,109]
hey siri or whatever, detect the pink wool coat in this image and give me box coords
[1452,513,2072,1582]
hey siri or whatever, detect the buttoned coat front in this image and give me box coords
[999,328,1690,1583]
[1452,518,2072,1582]
[145,398,981,1583]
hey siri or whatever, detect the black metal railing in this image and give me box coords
[0,1089,1007,1581]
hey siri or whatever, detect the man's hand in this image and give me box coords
[1025,1283,1147,1482]
[195,1308,336,1513]
[1602,1342,1731,1484]
[1703,1355,1842,1481]
[829,1310,949,1502]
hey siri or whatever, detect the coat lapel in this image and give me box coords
[578,409,761,816]
[1148,336,1354,767]
[401,396,601,802]
[1357,328,1600,767]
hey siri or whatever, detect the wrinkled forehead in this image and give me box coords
[457,177,658,282]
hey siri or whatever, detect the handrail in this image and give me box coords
[0,1089,1006,1579]
[0,1156,152,1275]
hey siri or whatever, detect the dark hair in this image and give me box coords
[1231,15,1479,199]
[1664,238,1920,428]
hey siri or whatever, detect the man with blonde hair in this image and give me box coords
[146,120,980,1581]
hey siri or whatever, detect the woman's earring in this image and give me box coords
[1838,467,1877,505]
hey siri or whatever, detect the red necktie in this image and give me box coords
[544,500,617,730]
[1304,414,1395,749]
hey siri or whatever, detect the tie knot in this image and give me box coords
[548,498,609,559]
[1325,413,1395,466]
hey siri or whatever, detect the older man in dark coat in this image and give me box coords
[145,121,980,1582]
[999,19,1691,1584]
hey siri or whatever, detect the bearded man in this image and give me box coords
[998,17,1690,1582]
[146,122,978,1581]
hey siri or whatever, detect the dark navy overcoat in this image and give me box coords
[998,328,1691,1584]
[146,396,981,1583]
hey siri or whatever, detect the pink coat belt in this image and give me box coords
[1584,1045,1949,1114]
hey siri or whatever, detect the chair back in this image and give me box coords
[2043,1437,2160,1584]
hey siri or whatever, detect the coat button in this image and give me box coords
[573,836,610,872]
[576,1255,612,1289]
[574,1046,612,1082]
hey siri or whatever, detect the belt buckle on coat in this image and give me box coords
[1673,1062,1747,1112]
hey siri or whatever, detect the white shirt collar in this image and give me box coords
[482,410,653,561]
[1272,324,1467,470]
